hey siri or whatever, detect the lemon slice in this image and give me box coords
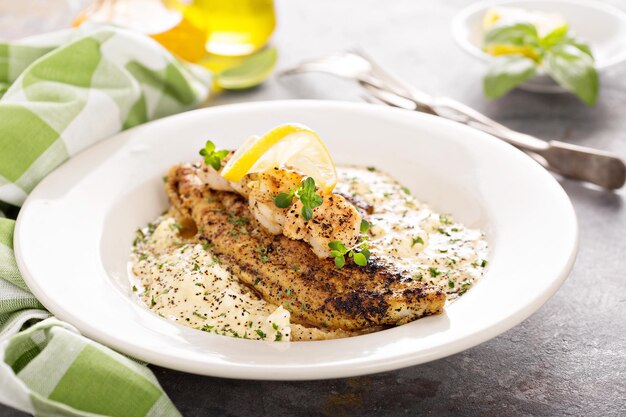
[220,123,337,192]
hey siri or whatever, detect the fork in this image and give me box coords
[279,50,626,190]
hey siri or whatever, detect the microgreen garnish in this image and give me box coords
[360,219,371,234]
[328,240,371,268]
[328,217,372,268]
[199,140,229,170]
[273,177,324,221]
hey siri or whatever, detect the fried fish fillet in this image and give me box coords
[199,156,363,258]
[166,163,446,331]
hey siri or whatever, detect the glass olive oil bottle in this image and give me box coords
[184,0,276,56]
[75,0,276,61]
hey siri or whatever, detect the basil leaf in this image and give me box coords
[562,36,593,58]
[543,44,599,106]
[484,55,537,99]
[484,23,539,47]
[540,24,569,48]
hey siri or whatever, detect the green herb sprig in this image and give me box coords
[328,219,371,268]
[199,140,229,170]
[483,22,598,105]
[273,177,324,221]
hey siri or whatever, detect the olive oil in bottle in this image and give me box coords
[185,0,275,56]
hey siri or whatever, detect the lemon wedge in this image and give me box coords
[220,123,338,192]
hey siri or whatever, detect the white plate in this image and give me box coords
[15,100,578,380]
[452,0,626,93]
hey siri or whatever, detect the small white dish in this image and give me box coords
[14,100,578,380]
[452,0,626,93]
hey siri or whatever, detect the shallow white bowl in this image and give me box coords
[15,100,578,380]
[452,0,626,93]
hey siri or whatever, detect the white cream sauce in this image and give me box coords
[131,217,290,341]
[334,166,488,298]
[130,166,488,341]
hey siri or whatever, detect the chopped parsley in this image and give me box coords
[411,236,424,247]
[439,214,453,225]
[437,228,451,237]
[227,215,250,227]
[132,285,138,292]
[192,311,206,320]
[429,267,442,277]
[255,329,267,339]
[448,280,455,288]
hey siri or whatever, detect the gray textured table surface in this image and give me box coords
[3,1,626,416]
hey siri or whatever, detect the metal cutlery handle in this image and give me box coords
[467,122,626,189]
[362,82,626,189]
[280,51,626,189]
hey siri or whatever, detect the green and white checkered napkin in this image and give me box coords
[0,25,211,416]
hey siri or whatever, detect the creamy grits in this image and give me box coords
[130,166,489,341]
[335,166,489,298]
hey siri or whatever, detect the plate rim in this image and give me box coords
[14,99,579,380]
